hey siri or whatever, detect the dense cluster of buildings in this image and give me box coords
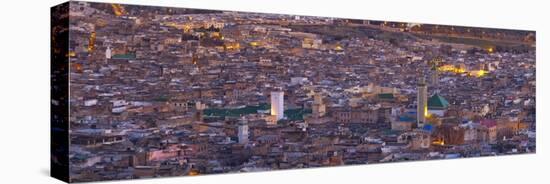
[65,2,535,182]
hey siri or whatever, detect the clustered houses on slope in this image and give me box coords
[66,2,535,182]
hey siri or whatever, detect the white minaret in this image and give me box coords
[417,77,428,127]
[270,91,284,121]
[105,46,112,59]
[238,116,249,144]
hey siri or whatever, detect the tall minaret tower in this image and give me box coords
[194,101,206,122]
[105,46,112,59]
[417,77,428,127]
[430,57,441,94]
[270,89,284,122]
[312,92,326,118]
[238,116,249,144]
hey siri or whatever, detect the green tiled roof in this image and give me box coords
[204,103,269,117]
[378,93,395,100]
[428,94,449,109]
[285,108,312,121]
[204,103,311,121]
[111,53,136,60]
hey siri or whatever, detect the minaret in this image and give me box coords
[105,46,112,59]
[430,64,439,93]
[238,116,249,144]
[270,90,284,122]
[194,101,206,122]
[417,77,428,127]
[430,58,440,93]
[312,92,326,118]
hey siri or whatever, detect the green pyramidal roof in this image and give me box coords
[428,94,449,109]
